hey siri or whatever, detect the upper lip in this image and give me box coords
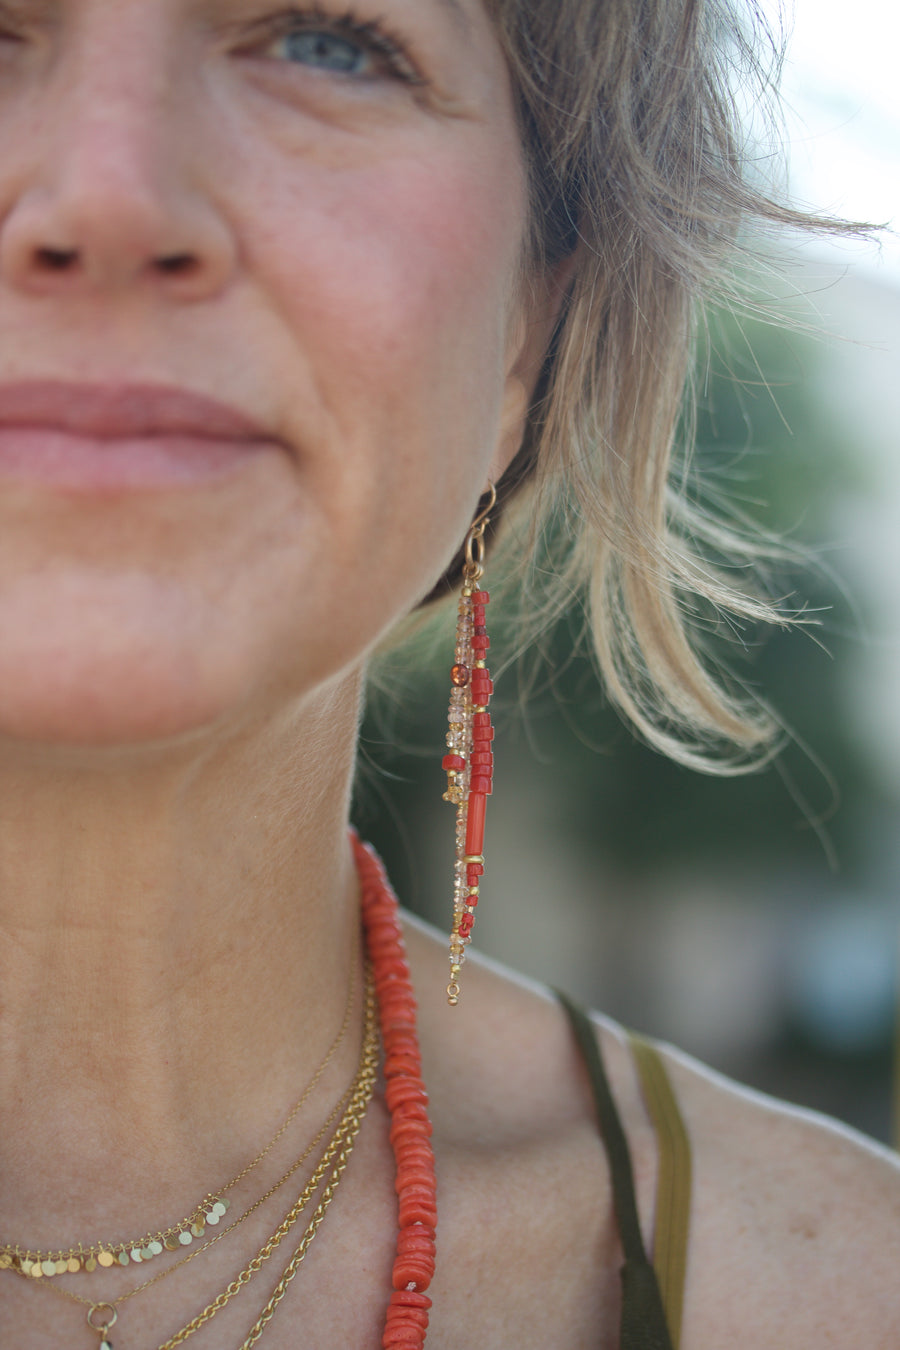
[0,380,278,442]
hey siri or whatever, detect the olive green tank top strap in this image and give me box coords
[556,991,674,1350]
[627,1033,692,1350]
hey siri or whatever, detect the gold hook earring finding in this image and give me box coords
[463,484,497,582]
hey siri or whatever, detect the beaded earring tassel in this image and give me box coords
[442,486,496,1006]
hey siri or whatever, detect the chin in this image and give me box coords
[0,579,258,751]
[0,657,235,749]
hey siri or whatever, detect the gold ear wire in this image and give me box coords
[463,483,497,581]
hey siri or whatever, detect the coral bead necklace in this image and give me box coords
[354,833,439,1350]
[3,837,438,1350]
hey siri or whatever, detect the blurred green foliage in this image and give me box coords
[355,305,889,893]
[353,300,900,1142]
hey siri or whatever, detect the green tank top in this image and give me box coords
[556,993,691,1350]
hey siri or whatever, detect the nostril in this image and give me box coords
[36,247,79,271]
[156,254,198,276]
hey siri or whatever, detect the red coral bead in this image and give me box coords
[398,1201,437,1228]
[395,1170,436,1191]
[397,1230,435,1251]
[389,1111,433,1133]
[383,1328,425,1348]
[392,1260,435,1289]
[390,1292,432,1311]
[385,1080,429,1107]
[385,1323,429,1344]
[465,793,486,855]
[387,1310,429,1331]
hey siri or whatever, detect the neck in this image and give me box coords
[0,674,365,1238]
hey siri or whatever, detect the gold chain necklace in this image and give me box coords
[232,1108,369,1350]
[160,1040,376,1350]
[0,957,359,1280]
[11,964,379,1350]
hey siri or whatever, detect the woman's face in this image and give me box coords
[0,0,539,746]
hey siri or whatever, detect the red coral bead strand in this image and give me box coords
[354,835,438,1350]
[452,589,493,984]
[445,486,496,1002]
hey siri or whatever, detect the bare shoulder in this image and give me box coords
[402,912,900,1349]
[651,1037,900,1348]
[402,915,634,1349]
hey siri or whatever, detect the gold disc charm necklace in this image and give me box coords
[8,964,378,1350]
[0,958,357,1281]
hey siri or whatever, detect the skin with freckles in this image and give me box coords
[0,3,895,1349]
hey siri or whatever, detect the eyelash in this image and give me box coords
[263,7,424,85]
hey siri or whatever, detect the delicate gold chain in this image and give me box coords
[10,964,374,1317]
[160,1099,370,1349]
[17,1061,362,1311]
[0,957,359,1277]
[157,968,379,1350]
[235,1117,365,1350]
[224,954,360,1185]
[10,965,379,1350]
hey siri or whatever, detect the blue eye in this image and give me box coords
[252,11,422,87]
[278,29,370,75]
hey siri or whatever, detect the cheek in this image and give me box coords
[242,136,528,576]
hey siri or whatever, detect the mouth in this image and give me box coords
[0,380,285,492]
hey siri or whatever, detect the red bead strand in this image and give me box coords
[442,491,496,1004]
[354,835,438,1350]
[443,583,494,1003]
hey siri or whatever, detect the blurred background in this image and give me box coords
[353,0,900,1146]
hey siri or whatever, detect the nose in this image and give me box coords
[0,46,237,302]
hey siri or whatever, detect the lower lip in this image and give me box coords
[0,428,274,491]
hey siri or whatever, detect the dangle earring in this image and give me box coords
[442,484,497,1006]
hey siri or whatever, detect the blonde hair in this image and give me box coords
[465,0,850,771]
